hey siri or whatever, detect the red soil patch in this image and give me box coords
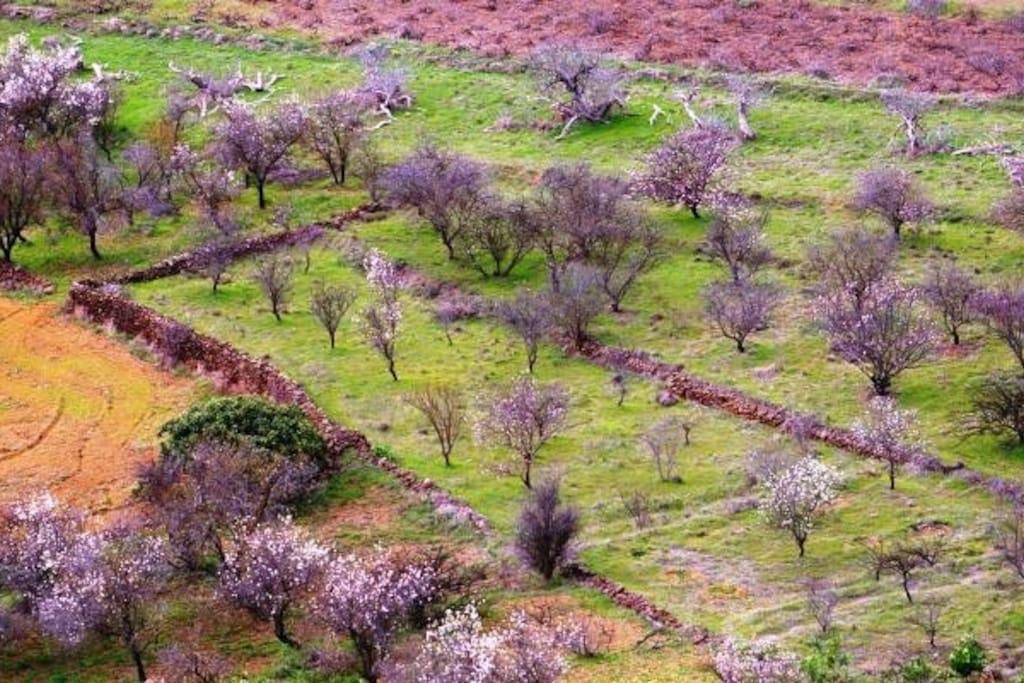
[260,0,1024,95]
[0,299,197,516]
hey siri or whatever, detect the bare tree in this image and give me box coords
[495,290,550,374]
[641,417,688,483]
[805,579,839,634]
[404,385,465,467]
[530,44,627,140]
[862,537,940,604]
[253,256,294,322]
[853,166,934,241]
[994,502,1024,580]
[908,599,944,649]
[966,372,1024,445]
[726,76,769,142]
[807,226,897,312]
[458,198,536,277]
[620,490,652,529]
[921,260,978,346]
[305,90,367,185]
[591,218,662,312]
[704,202,773,283]
[704,280,780,353]
[310,281,356,349]
[545,263,605,349]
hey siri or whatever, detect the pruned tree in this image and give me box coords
[404,384,465,467]
[805,579,839,634]
[310,281,356,349]
[853,166,933,240]
[219,519,328,648]
[0,131,48,263]
[214,99,307,209]
[908,599,944,649]
[475,377,569,489]
[704,280,780,353]
[382,146,488,260]
[515,477,580,581]
[994,502,1024,580]
[495,290,550,374]
[807,226,897,312]
[760,456,842,557]
[305,90,367,185]
[852,397,921,490]
[252,256,294,322]
[360,249,402,381]
[881,90,936,157]
[641,417,688,483]
[634,123,737,218]
[965,371,1024,445]
[458,198,536,277]
[921,259,978,346]
[545,263,605,349]
[316,550,436,683]
[862,536,940,604]
[704,203,773,283]
[725,75,769,142]
[530,44,627,139]
[816,279,936,395]
[591,216,661,312]
[51,133,124,259]
[973,283,1024,370]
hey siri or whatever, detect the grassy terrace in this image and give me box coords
[4,14,1024,673]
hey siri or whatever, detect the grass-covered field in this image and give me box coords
[4,6,1024,679]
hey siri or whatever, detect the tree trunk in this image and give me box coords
[128,641,146,682]
[273,611,299,648]
[257,180,267,210]
[329,331,336,349]
[796,534,806,558]
[89,229,101,260]
[889,461,896,490]
[690,205,700,219]
[902,576,914,604]
[387,357,398,381]
[522,460,532,489]
[737,102,756,141]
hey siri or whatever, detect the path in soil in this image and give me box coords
[0,298,197,516]
[259,0,1024,95]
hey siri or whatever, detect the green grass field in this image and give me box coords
[4,9,1024,679]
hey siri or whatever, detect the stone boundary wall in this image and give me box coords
[0,261,54,295]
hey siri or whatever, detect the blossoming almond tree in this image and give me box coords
[760,457,842,558]
[852,396,922,490]
[360,249,402,380]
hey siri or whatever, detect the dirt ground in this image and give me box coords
[245,0,1024,95]
[0,299,197,516]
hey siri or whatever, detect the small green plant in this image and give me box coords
[948,635,987,677]
[800,632,852,683]
[895,656,941,683]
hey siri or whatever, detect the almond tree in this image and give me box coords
[973,283,1024,371]
[852,396,921,490]
[862,537,940,603]
[921,260,978,346]
[219,519,328,648]
[705,201,773,284]
[807,226,896,312]
[495,290,550,374]
[760,456,842,557]
[817,280,937,395]
[995,502,1024,580]
[881,90,935,157]
[0,131,48,263]
[51,133,124,259]
[310,281,356,349]
[545,263,605,349]
[382,146,488,260]
[713,638,801,683]
[853,166,933,240]
[404,384,465,467]
[704,280,780,353]
[458,199,536,278]
[252,256,294,322]
[306,91,367,185]
[214,99,307,209]
[634,123,737,218]
[476,377,569,489]
[172,144,242,236]
[966,372,1024,446]
[316,551,436,683]
[361,249,403,380]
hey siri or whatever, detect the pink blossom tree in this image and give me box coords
[704,202,773,284]
[921,259,978,346]
[316,550,436,683]
[50,132,125,259]
[305,90,367,185]
[634,123,738,218]
[853,166,934,241]
[704,280,780,353]
[712,637,801,683]
[475,377,569,488]
[360,249,403,380]
[214,99,306,209]
[219,519,328,648]
[817,280,937,395]
[759,456,842,557]
[0,129,48,263]
[973,283,1024,371]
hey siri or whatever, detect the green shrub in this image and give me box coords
[948,636,987,677]
[801,633,852,683]
[160,395,328,465]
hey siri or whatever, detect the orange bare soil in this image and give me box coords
[0,299,198,516]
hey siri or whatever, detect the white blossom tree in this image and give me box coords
[760,457,842,558]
